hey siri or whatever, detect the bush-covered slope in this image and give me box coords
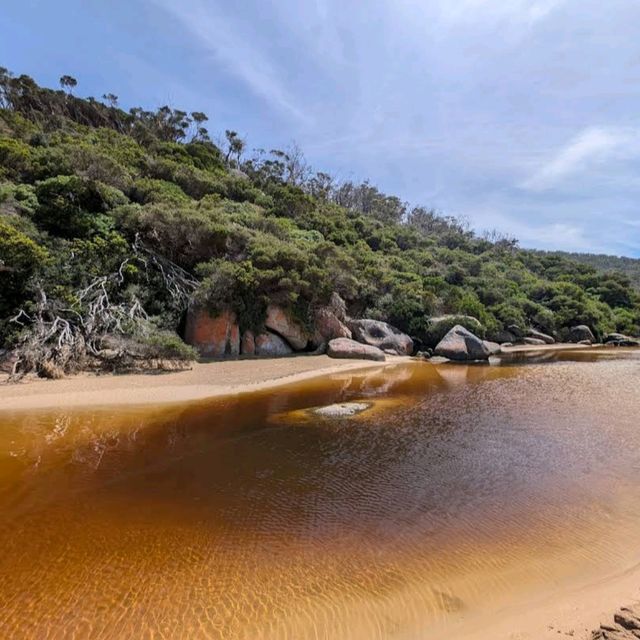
[539,252,640,290]
[1,68,639,375]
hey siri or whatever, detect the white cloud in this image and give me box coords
[429,0,568,26]
[150,0,308,122]
[521,126,639,191]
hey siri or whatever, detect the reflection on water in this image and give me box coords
[1,348,639,639]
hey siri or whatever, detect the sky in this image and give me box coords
[2,0,640,257]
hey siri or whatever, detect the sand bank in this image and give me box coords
[0,355,411,411]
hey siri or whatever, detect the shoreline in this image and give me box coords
[0,354,412,412]
[0,343,602,412]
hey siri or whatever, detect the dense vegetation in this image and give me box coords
[1,68,639,376]
[541,252,640,290]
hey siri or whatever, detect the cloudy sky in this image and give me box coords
[2,0,640,256]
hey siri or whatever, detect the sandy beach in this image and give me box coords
[0,343,596,412]
[0,354,412,411]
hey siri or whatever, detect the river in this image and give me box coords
[1,348,639,639]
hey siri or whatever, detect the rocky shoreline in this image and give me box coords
[183,293,640,365]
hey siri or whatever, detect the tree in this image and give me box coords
[102,93,119,107]
[190,111,209,141]
[59,75,78,94]
[224,130,245,166]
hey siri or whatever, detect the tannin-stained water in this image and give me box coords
[1,349,639,639]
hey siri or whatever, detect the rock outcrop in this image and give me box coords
[592,604,640,639]
[434,325,490,362]
[348,319,413,355]
[265,305,308,350]
[523,337,546,346]
[185,308,240,358]
[569,325,596,344]
[254,332,294,357]
[327,337,386,361]
[241,330,255,356]
[528,329,555,344]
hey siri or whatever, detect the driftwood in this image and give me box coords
[7,237,197,381]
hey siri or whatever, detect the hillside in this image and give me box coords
[1,68,639,377]
[541,252,640,290]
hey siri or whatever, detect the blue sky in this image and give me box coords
[2,0,640,257]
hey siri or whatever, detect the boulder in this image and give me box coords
[255,332,294,357]
[241,330,255,356]
[528,329,555,344]
[483,340,502,355]
[426,315,483,347]
[327,338,386,362]
[491,330,517,344]
[434,325,490,362]
[311,307,351,347]
[328,292,348,321]
[184,308,239,358]
[604,333,640,346]
[569,325,595,344]
[507,324,526,339]
[265,305,308,350]
[523,337,546,346]
[348,319,413,355]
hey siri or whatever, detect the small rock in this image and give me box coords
[528,328,555,344]
[310,402,371,418]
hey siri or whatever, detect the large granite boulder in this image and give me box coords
[255,332,294,357]
[184,308,239,358]
[311,307,351,347]
[434,325,490,362]
[523,337,546,346]
[348,319,413,355]
[425,315,483,347]
[528,329,555,344]
[569,325,595,344]
[265,305,308,350]
[327,338,386,362]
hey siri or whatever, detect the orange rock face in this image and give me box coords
[265,305,308,350]
[241,330,255,356]
[184,308,240,358]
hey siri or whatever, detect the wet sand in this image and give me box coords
[0,343,592,412]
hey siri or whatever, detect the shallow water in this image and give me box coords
[1,348,640,639]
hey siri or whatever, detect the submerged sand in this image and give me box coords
[1,344,638,639]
